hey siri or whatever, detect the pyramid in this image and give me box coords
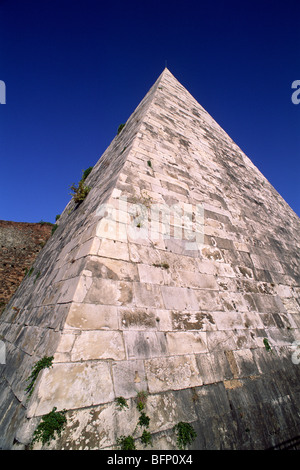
[1,68,300,450]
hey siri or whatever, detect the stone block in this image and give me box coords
[66,303,119,330]
[160,285,199,310]
[145,354,202,393]
[128,243,162,265]
[164,269,218,290]
[250,254,284,274]
[112,359,147,398]
[123,330,167,359]
[84,278,133,306]
[119,307,157,330]
[146,389,197,434]
[220,291,252,312]
[138,263,165,285]
[71,330,125,361]
[74,237,101,260]
[234,328,262,349]
[196,351,233,384]
[274,284,293,298]
[206,330,238,352]
[194,381,232,418]
[56,275,92,304]
[85,256,139,282]
[97,239,130,261]
[133,282,164,308]
[235,265,254,279]
[281,297,300,314]
[197,259,218,276]
[54,257,86,283]
[266,328,296,347]
[216,263,236,278]
[194,289,222,311]
[252,293,286,313]
[171,310,217,331]
[166,331,208,355]
[232,349,259,377]
[28,361,115,417]
[213,311,245,330]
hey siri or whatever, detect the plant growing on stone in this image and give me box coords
[117,123,125,135]
[263,338,272,352]
[82,166,93,180]
[70,167,92,204]
[116,434,136,450]
[173,422,197,450]
[116,391,153,450]
[70,179,91,204]
[25,356,54,397]
[51,224,58,235]
[138,411,150,428]
[26,266,34,277]
[115,396,129,410]
[31,407,67,447]
[153,262,169,269]
[141,430,152,447]
[136,390,148,411]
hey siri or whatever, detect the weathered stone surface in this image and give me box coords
[123,330,167,359]
[166,331,208,355]
[65,303,118,330]
[112,359,147,398]
[145,354,202,393]
[0,68,300,450]
[27,361,115,417]
[71,330,125,361]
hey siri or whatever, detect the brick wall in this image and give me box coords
[0,221,53,311]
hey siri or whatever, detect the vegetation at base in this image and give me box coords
[31,407,67,447]
[25,356,54,397]
[141,430,152,447]
[114,392,197,450]
[173,422,197,450]
[116,435,136,450]
[115,391,151,450]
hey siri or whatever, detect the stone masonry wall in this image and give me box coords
[0,69,300,450]
[0,221,53,312]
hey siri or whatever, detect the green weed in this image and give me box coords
[173,422,197,450]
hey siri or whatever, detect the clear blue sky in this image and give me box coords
[0,0,299,222]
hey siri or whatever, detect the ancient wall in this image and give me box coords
[0,221,53,312]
